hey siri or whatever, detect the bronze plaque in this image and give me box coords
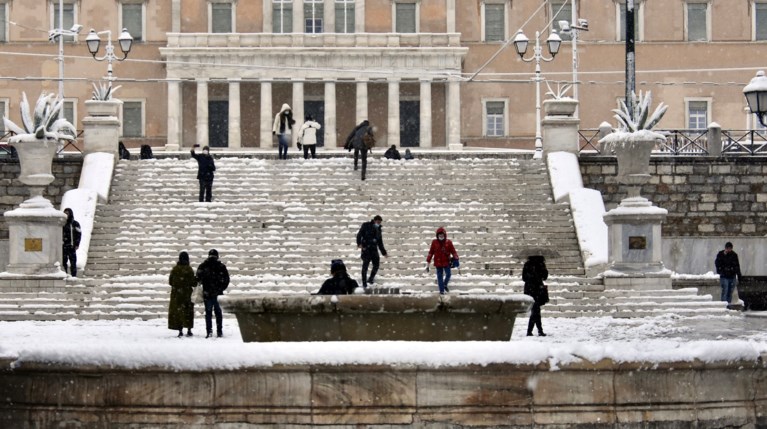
[24,238,43,252]
[628,236,647,250]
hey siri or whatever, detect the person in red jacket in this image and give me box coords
[426,227,459,294]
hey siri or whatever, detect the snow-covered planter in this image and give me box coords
[543,98,578,116]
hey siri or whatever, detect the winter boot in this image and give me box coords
[206,331,213,339]
[177,330,183,337]
[186,329,193,337]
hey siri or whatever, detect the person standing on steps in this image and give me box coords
[273,103,295,160]
[61,208,81,277]
[356,215,387,288]
[715,241,742,307]
[425,227,459,295]
[196,249,230,338]
[168,251,196,337]
[191,144,216,202]
[298,114,322,159]
[523,255,549,337]
[317,259,359,295]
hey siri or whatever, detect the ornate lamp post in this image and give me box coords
[85,28,133,85]
[513,29,562,159]
[744,70,767,127]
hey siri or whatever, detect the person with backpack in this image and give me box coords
[523,255,549,337]
[61,208,82,277]
[425,227,459,295]
[168,251,197,337]
[297,114,322,159]
[356,215,387,288]
[191,144,216,202]
[344,120,376,180]
[273,103,295,160]
[196,249,230,338]
[317,259,359,295]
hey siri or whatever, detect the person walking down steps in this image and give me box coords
[62,208,81,277]
[196,249,230,338]
[356,215,387,288]
[523,255,549,337]
[168,251,197,337]
[426,227,459,295]
[191,144,216,202]
[273,103,295,160]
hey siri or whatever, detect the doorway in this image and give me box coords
[304,100,325,147]
[400,100,420,147]
[208,101,228,148]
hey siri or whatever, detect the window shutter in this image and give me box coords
[123,102,142,137]
[551,1,572,41]
[485,4,504,42]
[396,3,416,33]
[122,4,143,41]
[687,3,707,41]
[211,3,232,33]
[63,101,75,126]
[0,5,6,42]
[54,3,75,42]
[757,3,767,40]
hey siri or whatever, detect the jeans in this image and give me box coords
[720,276,737,303]
[62,246,77,277]
[361,250,380,287]
[199,178,213,202]
[204,295,223,335]
[436,266,452,294]
[278,134,289,159]
[303,144,316,159]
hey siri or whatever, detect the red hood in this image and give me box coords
[435,227,447,238]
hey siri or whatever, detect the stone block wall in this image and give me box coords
[0,158,82,240]
[580,156,767,237]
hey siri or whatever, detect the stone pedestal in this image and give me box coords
[3,196,67,277]
[603,196,671,289]
[83,100,122,161]
[542,99,580,156]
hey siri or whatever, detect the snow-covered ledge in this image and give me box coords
[547,152,608,276]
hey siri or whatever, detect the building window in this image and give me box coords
[210,2,234,33]
[686,2,708,41]
[0,3,7,43]
[335,0,355,33]
[394,2,417,33]
[482,2,506,42]
[121,3,144,41]
[304,0,323,33]
[63,100,76,130]
[755,2,767,40]
[0,100,7,132]
[687,100,709,129]
[273,0,293,33]
[122,101,144,137]
[484,100,507,137]
[617,1,642,42]
[52,1,76,42]
[550,0,572,41]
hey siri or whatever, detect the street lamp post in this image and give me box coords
[513,29,562,159]
[85,28,133,86]
[48,0,82,118]
[744,70,767,128]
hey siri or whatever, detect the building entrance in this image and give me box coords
[304,100,325,147]
[209,101,228,147]
[400,100,420,147]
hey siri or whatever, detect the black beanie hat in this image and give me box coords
[208,249,219,258]
[330,259,346,274]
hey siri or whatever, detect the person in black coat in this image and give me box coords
[345,120,375,180]
[356,215,387,288]
[384,145,401,160]
[523,255,548,337]
[317,259,359,295]
[191,145,216,202]
[715,241,742,305]
[196,249,230,338]
[62,208,82,277]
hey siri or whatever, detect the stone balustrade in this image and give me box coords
[166,32,463,49]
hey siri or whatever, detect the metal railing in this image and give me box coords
[579,128,767,156]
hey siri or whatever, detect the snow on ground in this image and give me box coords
[2,313,767,371]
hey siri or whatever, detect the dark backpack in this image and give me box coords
[140,145,154,160]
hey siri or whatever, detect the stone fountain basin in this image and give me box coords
[220,294,533,342]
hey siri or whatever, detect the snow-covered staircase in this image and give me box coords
[0,154,728,321]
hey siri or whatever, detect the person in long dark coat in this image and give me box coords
[62,208,82,277]
[356,215,387,288]
[196,249,230,338]
[317,259,359,295]
[523,255,548,337]
[191,145,216,202]
[168,251,197,337]
[345,120,375,180]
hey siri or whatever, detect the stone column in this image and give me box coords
[228,78,241,149]
[293,79,305,145]
[356,79,368,125]
[419,78,432,148]
[82,100,121,159]
[166,79,181,151]
[196,79,209,148]
[447,78,462,149]
[541,99,580,157]
[324,79,337,148]
[171,0,181,33]
[708,122,722,157]
[260,80,273,149]
[446,0,456,33]
[293,0,304,33]
[388,77,400,148]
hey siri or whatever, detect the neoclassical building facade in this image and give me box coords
[0,0,765,150]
